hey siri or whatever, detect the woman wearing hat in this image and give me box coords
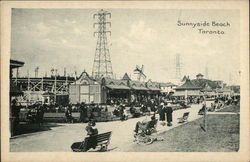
[71,120,98,152]
[85,120,98,150]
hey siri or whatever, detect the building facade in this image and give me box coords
[69,72,101,104]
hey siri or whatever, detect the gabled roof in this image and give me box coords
[102,77,130,90]
[129,80,148,90]
[104,78,128,86]
[122,73,131,80]
[74,71,97,85]
[146,80,161,91]
[159,82,177,87]
[202,82,213,92]
[196,73,204,77]
[191,79,220,89]
[181,75,188,82]
[175,79,202,90]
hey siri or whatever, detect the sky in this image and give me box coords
[11,9,240,85]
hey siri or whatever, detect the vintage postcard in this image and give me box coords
[1,1,249,162]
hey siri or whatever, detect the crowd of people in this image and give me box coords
[10,94,240,138]
[198,95,240,115]
[62,102,109,123]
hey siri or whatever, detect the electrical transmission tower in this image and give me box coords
[175,53,182,80]
[92,9,113,79]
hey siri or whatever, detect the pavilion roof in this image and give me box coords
[175,79,202,90]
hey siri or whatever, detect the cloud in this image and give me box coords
[128,21,157,41]
[114,21,158,56]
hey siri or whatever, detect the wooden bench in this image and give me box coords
[178,112,190,123]
[72,131,112,152]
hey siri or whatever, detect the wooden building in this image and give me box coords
[101,77,131,104]
[129,80,148,103]
[69,72,162,104]
[69,72,101,104]
[174,79,202,101]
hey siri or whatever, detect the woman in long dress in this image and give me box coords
[165,103,173,126]
[158,103,166,121]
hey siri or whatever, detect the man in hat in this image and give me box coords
[158,102,166,122]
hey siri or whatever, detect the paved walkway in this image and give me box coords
[207,112,239,115]
[10,102,212,152]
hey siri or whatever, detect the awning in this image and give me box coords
[131,86,149,91]
[147,87,161,91]
[106,85,131,90]
[173,90,201,96]
[42,92,55,96]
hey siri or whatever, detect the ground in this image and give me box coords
[218,104,240,113]
[10,102,239,152]
[130,114,239,152]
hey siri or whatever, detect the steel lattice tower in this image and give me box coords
[92,9,113,79]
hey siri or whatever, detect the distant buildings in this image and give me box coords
[174,79,202,97]
[68,71,176,104]
[159,82,177,94]
[173,73,239,98]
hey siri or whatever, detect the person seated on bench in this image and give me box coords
[178,112,189,123]
[134,114,157,135]
[85,120,98,150]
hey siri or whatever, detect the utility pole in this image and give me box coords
[35,67,39,78]
[66,73,68,93]
[200,97,207,132]
[64,68,66,77]
[27,70,30,104]
[54,68,57,104]
[51,68,54,77]
[204,97,207,131]
[92,9,113,79]
[41,77,44,91]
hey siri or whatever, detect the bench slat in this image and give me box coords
[96,137,110,142]
[96,135,111,141]
[84,132,112,142]
[96,133,111,139]
[95,132,111,137]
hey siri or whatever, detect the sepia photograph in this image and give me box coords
[1,1,249,162]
